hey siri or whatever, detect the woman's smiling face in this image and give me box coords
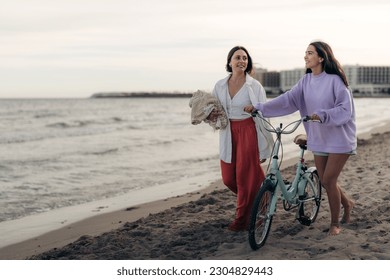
[304,44,323,73]
[230,49,248,73]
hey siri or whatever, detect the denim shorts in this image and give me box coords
[312,150,357,156]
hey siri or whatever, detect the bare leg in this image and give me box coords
[339,184,354,224]
[314,154,351,235]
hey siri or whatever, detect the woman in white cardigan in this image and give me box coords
[209,46,273,231]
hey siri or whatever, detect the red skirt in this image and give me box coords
[220,118,265,229]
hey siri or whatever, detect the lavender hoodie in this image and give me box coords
[255,71,357,153]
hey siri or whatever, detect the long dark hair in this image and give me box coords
[225,46,253,74]
[306,41,349,87]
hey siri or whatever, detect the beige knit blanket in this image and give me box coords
[189,90,228,130]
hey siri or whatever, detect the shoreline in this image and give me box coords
[1,122,389,260]
[0,172,220,250]
[0,181,224,260]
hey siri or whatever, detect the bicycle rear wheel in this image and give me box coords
[297,170,321,225]
[248,180,275,250]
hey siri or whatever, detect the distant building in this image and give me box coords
[263,71,280,94]
[254,65,390,97]
[252,67,267,85]
[344,65,390,96]
[280,68,305,92]
[253,68,281,94]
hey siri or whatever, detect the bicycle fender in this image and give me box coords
[305,167,317,174]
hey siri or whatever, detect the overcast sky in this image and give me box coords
[1,0,389,98]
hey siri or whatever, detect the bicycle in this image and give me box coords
[248,112,322,250]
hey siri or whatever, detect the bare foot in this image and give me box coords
[341,200,355,224]
[328,224,341,236]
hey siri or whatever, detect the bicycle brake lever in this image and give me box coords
[251,110,259,117]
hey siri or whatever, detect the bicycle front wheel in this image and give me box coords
[248,181,275,250]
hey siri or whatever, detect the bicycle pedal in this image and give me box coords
[297,215,312,226]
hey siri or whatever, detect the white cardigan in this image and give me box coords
[212,74,274,163]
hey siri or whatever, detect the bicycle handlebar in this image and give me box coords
[250,111,316,135]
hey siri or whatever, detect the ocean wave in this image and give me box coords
[46,120,98,128]
[34,112,63,119]
[125,125,143,130]
[85,148,120,156]
[167,155,219,166]
[46,117,125,129]
[127,138,187,149]
[0,133,47,145]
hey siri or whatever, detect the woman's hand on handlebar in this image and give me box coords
[306,114,322,122]
[243,105,256,114]
[310,114,321,121]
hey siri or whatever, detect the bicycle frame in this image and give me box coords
[254,114,312,215]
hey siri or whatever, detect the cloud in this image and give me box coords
[1,0,389,97]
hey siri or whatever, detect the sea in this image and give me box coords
[0,97,389,247]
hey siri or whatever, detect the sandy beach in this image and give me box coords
[1,124,389,260]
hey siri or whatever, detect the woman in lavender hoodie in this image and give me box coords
[244,41,356,235]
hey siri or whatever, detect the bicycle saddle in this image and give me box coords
[293,134,307,146]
